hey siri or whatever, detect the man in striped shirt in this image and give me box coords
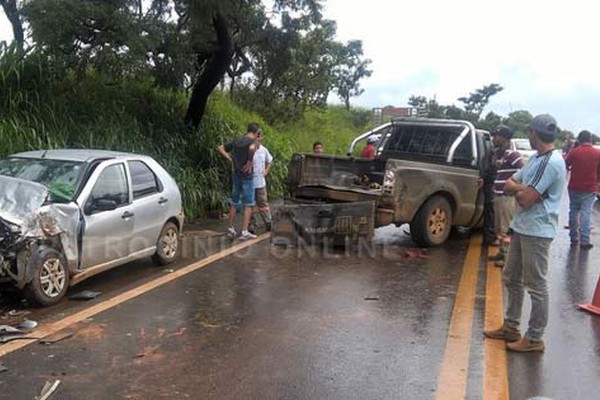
[484,114,567,353]
[487,125,525,267]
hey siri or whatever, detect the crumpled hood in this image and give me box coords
[0,175,49,226]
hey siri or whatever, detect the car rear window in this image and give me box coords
[128,160,161,199]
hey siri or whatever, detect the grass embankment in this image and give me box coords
[0,46,371,220]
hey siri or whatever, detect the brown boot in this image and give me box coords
[483,325,521,342]
[506,337,545,353]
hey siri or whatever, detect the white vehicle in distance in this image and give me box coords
[511,138,536,162]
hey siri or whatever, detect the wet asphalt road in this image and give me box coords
[1,202,600,399]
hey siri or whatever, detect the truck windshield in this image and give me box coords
[0,157,84,203]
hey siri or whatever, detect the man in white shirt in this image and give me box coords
[251,129,273,232]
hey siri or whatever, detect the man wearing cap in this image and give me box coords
[484,114,566,353]
[487,125,525,266]
[564,130,600,249]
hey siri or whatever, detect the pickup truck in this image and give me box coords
[274,118,492,247]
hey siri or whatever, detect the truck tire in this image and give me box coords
[152,222,180,266]
[410,195,453,247]
[24,247,70,307]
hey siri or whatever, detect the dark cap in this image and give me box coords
[491,124,514,139]
[529,114,558,137]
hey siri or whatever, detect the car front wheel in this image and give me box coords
[24,247,70,307]
[152,222,180,266]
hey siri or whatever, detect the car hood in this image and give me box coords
[0,175,49,226]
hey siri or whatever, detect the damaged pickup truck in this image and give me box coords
[0,150,184,306]
[274,118,492,247]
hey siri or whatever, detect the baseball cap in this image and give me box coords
[367,135,378,144]
[491,124,514,139]
[529,114,558,137]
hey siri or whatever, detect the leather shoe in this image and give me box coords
[484,325,521,342]
[506,337,545,352]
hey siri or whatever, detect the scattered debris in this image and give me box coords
[39,331,75,345]
[36,379,61,400]
[364,296,380,301]
[16,319,37,331]
[0,362,7,373]
[7,309,31,317]
[163,268,175,273]
[403,248,429,259]
[68,290,102,301]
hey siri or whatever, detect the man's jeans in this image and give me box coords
[503,232,552,342]
[568,190,596,245]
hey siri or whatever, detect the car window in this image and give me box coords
[128,160,161,199]
[88,163,129,208]
[0,157,84,203]
[514,140,532,151]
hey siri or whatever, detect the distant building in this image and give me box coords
[372,105,424,125]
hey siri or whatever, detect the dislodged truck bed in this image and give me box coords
[273,118,492,247]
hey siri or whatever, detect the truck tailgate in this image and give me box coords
[271,201,375,247]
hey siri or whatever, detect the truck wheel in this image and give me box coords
[152,222,180,266]
[24,247,70,307]
[410,196,453,247]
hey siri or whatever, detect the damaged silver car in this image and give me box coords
[0,149,184,306]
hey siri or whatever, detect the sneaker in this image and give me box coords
[239,230,257,241]
[226,227,236,239]
[489,239,501,247]
[580,243,594,250]
[484,325,521,342]
[494,260,505,268]
[506,337,545,353]
[488,253,504,262]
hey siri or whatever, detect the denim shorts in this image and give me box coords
[231,174,255,207]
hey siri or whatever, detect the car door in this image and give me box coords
[127,159,168,255]
[79,162,134,269]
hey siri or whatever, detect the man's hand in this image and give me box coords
[217,144,232,164]
[241,160,253,174]
[514,186,542,209]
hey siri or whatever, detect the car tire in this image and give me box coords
[152,222,179,266]
[410,195,453,247]
[24,246,70,307]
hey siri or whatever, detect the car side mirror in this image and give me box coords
[85,198,118,214]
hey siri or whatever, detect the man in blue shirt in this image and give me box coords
[484,114,566,352]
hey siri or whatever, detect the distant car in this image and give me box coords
[0,149,184,306]
[511,138,536,162]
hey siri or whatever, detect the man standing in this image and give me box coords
[487,125,525,266]
[565,130,600,249]
[484,114,566,352]
[217,122,260,241]
[251,129,273,232]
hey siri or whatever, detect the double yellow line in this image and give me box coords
[435,235,509,400]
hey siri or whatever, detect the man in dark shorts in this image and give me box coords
[217,122,260,241]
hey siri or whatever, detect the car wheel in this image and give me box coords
[24,247,70,307]
[152,222,179,266]
[410,195,453,247]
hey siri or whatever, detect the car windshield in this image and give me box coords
[514,140,532,151]
[0,157,84,203]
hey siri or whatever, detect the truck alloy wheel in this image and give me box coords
[410,195,453,247]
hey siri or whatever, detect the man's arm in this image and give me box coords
[264,162,272,177]
[217,144,233,164]
[240,143,256,174]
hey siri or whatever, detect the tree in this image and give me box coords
[0,0,24,51]
[458,83,503,117]
[332,40,372,110]
[408,95,427,108]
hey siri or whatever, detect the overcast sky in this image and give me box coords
[2,1,598,133]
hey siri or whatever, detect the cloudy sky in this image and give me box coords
[1,1,598,133]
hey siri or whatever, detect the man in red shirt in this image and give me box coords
[360,135,378,159]
[565,130,600,249]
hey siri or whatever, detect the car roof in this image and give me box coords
[9,149,149,163]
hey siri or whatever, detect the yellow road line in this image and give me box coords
[483,251,509,400]
[435,234,482,400]
[0,234,270,358]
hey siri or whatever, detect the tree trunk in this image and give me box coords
[0,0,24,51]
[184,12,233,131]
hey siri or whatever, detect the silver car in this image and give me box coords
[0,149,184,306]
